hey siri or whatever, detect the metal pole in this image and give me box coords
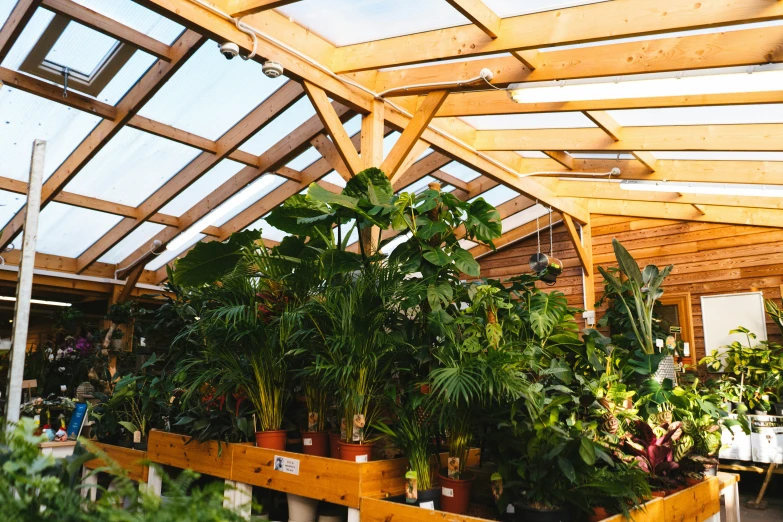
[4,139,45,424]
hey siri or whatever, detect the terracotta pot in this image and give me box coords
[329,432,341,459]
[302,430,329,457]
[254,429,287,450]
[587,507,609,522]
[338,441,374,462]
[437,470,474,514]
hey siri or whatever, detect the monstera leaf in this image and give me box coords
[172,229,261,288]
[266,194,334,238]
[465,198,502,243]
[344,167,393,205]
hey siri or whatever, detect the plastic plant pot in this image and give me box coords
[255,429,287,450]
[337,441,374,462]
[437,470,474,514]
[301,431,329,457]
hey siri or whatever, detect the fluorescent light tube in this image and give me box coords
[0,296,71,307]
[620,180,783,198]
[508,69,783,104]
[167,175,279,252]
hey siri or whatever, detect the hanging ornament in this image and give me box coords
[528,205,562,285]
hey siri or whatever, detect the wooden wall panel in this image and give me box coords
[477,215,783,360]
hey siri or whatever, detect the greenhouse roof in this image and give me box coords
[2,0,783,296]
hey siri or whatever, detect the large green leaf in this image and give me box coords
[427,281,453,312]
[465,198,502,242]
[451,247,480,277]
[423,246,450,266]
[344,167,393,205]
[307,182,360,210]
[612,238,642,285]
[172,229,261,287]
[415,216,449,240]
[266,194,333,237]
[529,291,565,339]
[579,438,597,466]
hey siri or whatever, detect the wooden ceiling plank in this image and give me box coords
[445,0,501,38]
[333,0,783,72]
[384,90,449,183]
[41,0,171,61]
[0,0,40,62]
[0,30,205,253]
[304,81,364,176]
[224,0,302,18]
[373,24,783,94]
[74,81,305,272]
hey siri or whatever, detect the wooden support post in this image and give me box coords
[563,213,595,317]
[361,98,385,170]
[747,462,777,509]
[223,480,252,520]
[81,466,98,501]
[4,140,45,424]
[143,465,163,497]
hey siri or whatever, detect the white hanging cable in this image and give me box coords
[517,167,621,179]
[113,240,162,280]
[185,0,576,191]
[235,16,258,60]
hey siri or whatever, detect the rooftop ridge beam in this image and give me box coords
[0,30,206,252]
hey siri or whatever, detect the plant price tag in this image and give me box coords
[441,487,454,498]
[273,455,300,476]
[355,455,368,463]
[303,438,313,446]
[420,501,434,510]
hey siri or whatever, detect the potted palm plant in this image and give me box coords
[300,377,330,457]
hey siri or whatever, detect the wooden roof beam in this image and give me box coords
[445,0,501,38]
[543,151,575,170]
[584,111,657,172]
[221,0,302,18]
[0,30,205,253]
[0,0,40,63]
[333,0,783,72]
[562,213,593,276]
[74,81,305,272]
[41,0,171,61]
[372,24,783,95]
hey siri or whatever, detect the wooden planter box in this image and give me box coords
[147,430,235,480]
[361,476,721,522]
[84,442,148,483]
[230,444,409,508]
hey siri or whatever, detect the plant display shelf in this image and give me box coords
[361,477,723,522]
[83,442,149,483]
[720,461,779,510]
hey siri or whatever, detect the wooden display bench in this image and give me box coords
[83,441,149,483]
[361,476,723,522]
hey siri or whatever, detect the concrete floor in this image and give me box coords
[720,471,783,522]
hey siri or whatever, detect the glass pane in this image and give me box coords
[0,1,16,28]
[245,217,287,243]
[440,162,481,182]
[472,185,518,206]
[72,0,184,44]
[0,87,101,182]
[462,113,595,129]
[2,8,55,69]
[609,105,783,126]
[45,21,118,76]
[0,190,25,232]
[501,205,549,233]
[138,43,290,140]
[240,97,315,155]
[648,151,783,161]
[159,159,246,217]
[287,146,322,171]
[399,175,436,194]
[99,222,167,264]
[278,0,469,46]
[321,171,346,188]
[64,127,201,207]
[96,51,157,105]
[485,0,608,17]
[211,175,286,227]
[36,203,123,258]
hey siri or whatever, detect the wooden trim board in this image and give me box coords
[147,430,234,480]
[84,442,148,483]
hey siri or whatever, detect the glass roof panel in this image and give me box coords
[245,217,287,243]
[37,203,123,258]
[0,87,101,182]
[2,8,54,69]
[501,205,550,233]
[277,0,469,46]
[400,176,436,194]
[287,146,322,171]
[0,1,16,27]
[71,0,184,44]
[472,185,518,206]
[649,151,783,161]
[45,21,118,76]
[609,105,783,126]
[440,162,481,182]
[322,171,347,187]
[64,127,201,207]
[484,0,608,17]
[211,175,287,227]
[239,97,316,155]
[93,47,157,105]
[461,113,595,130]
[98,222,167,264]
[138,44,288,140]
[146,233,203,271]
[0,190,25,232]
[159,159,245,217]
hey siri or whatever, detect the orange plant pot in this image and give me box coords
[301,431,329,457]
[338,441,374,462]
[329,432,341,459]
[254,429,287,450]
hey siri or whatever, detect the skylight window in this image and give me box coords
[45,20,119,76]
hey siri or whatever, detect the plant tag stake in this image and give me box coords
[447,456,459,479]
[442,487,454,498]
[491,472,503,501]
[352,414,365,442]
[405,470,418,503]
[420,501,434,510]
[656,338,664,349]
[133,431,142,444]
[273,455,300,476]
[307,412,318,432]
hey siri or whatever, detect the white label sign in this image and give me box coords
[355,454,368,463]
[441,487,454,498]
[303,438,313,446]
[419,501,434,510]
[273,455,300,475]
[656,338,664,348]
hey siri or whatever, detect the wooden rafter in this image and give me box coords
[445,0,501,38]
[562,214,593,277]
[0,30,206,252]
[221,0,301,18]
[41,0,172,61]
[332,0,783,72]
[304,81,364,176]
[0,0,40,62]
[542,151,574,170]
[74,81,305,272]
[584,111,657,172]
[115,103,355,269]
[474,124,783,152]
[372,23,783,95]
[384,90,449,183]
